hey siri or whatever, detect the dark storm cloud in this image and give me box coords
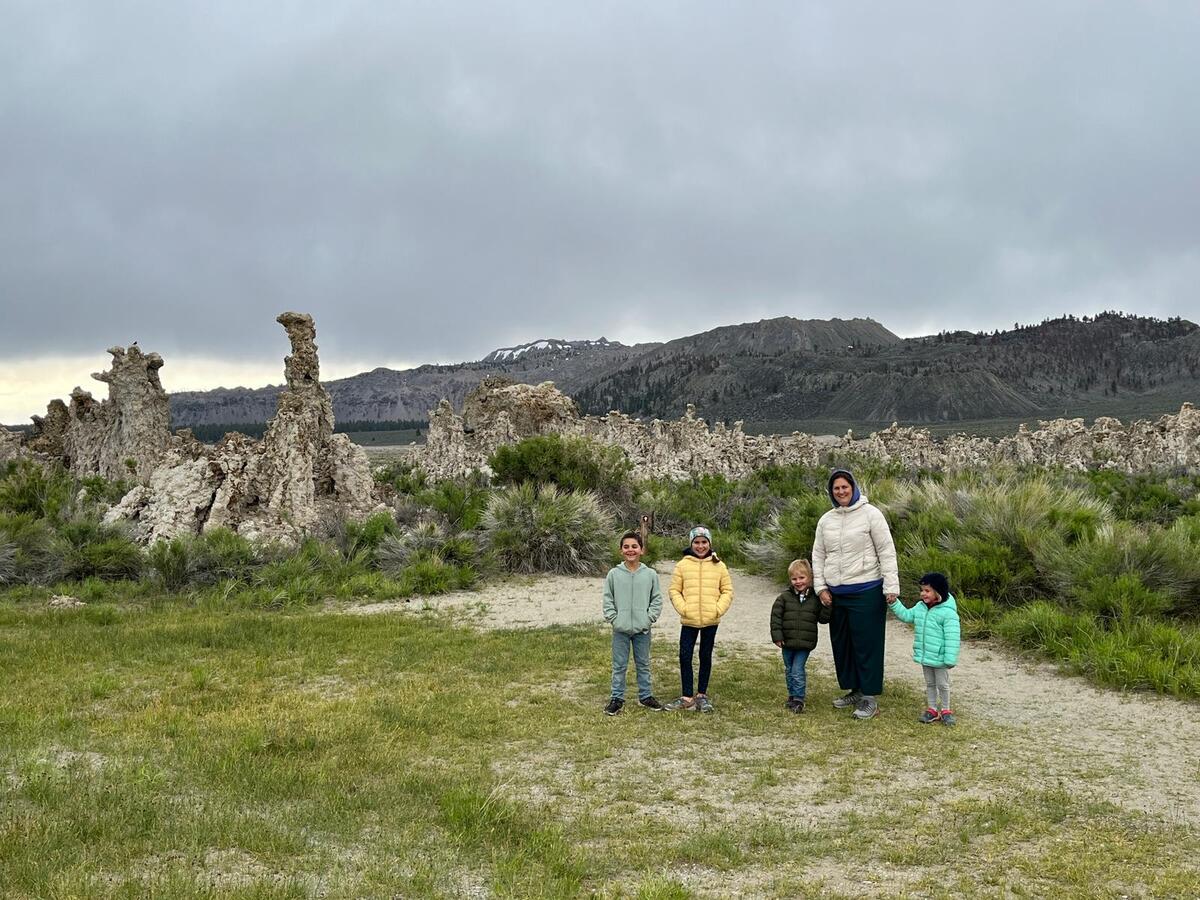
[2,1,1198,368]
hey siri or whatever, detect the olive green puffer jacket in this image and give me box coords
[770,587,831,650]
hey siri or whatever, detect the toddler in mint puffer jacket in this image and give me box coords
[887,572,961,726]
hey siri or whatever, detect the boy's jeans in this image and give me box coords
[782,648,811,699]
[611,630,652,700]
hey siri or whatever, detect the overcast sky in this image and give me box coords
[3,2,1199,421]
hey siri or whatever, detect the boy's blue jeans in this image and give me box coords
[611,630,653,700]
[782,648,811,699]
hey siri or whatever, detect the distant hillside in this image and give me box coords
[169,312,1200,433]
[573,311,1200,425]
[169,337,655,426]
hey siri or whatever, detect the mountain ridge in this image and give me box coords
[168,312,1200,430]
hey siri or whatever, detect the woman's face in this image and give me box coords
[691,536,711,555]
[831,477,854,507]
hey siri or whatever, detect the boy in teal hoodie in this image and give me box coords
[887,572,961,725]
[603,531,665,716]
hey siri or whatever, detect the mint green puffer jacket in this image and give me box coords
[888,595,961,667]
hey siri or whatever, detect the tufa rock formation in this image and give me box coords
[95,313,387,544]
[415,380,1200,480]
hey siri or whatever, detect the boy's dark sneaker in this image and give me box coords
[604,697,624,716]
[639,696,666,711]
[919,708,941,724]
[791,698,806,714]
[832,690,863,709]
[785,696,798,709]
[940,709,956,726]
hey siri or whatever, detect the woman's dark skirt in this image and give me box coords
[829,585,887,696]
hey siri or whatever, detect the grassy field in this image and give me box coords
[2,600,1198,899]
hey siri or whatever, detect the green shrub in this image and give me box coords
[995,601,1080,656]
[375,460,428,495]
[1081,470,1200,525]
[955,595,999,639]
[0,461,72,519]
[0,538,14,585]
[326,511,401,561]
[0,513,65,584]
[1035,521,1200,617]
[483,483,613,576]
[147,537,193,592]
[376,520,483,576]
[397,555,476,595]
[56,518,144,581]
[743,492,829,578]
[419,476,490,531]
[76,475,133,508]
[489,435,631,504]
[191,528,260,585]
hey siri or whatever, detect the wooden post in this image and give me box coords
[639,512,654,547]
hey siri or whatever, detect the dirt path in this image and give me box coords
[349,562,1200,827]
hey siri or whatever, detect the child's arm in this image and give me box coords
[648,573,664,624]
[817,594,832,625]
[602,572,617,624]
[888,597,917,624]
[770,596,785,645]
[668,565,685,615]
[944,608,961,667]
[715,565,734,618]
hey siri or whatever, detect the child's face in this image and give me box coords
[620,538,644,564]
[691,536,711,555]
[919,584,939,604]
[790,571,810,592]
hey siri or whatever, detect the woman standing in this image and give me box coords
[665,526,734,712]
[811,468,898,719]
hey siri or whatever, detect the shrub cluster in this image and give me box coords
[489,435,632,505]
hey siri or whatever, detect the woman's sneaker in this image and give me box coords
[695,695,715,713]
[664,696,694,711]
[919,708,941,724]
[832,690,863,709]
[940,709,956,726]
[604,697,624,716]
[852,696,879,719]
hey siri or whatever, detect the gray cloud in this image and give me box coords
[2,1,1198,370]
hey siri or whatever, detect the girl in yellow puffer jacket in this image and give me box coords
[665,526,734,712]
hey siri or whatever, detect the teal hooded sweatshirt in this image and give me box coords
[603,563,664,635]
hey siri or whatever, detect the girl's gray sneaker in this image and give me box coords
[694,695,715,713]
[852,696,879,719]
[832,690,863,709]
[664,696,694,711]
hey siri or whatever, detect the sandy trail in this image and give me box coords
[350,562,1200,827]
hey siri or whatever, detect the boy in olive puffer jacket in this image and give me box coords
[770,559,831,713]
[887,572,961,725]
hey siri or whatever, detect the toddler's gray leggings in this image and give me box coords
[922,665,951,710]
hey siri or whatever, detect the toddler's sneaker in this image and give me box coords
[638,696,666,711]
[919,708,941,724]
[852,695,879,719]
[940,709,956,727]
[604,697,624,716]
[832,690,863,709]
[694,695,715,713]
[664,696,694,711]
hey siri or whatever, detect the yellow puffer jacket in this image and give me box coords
[669,554,734,627]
